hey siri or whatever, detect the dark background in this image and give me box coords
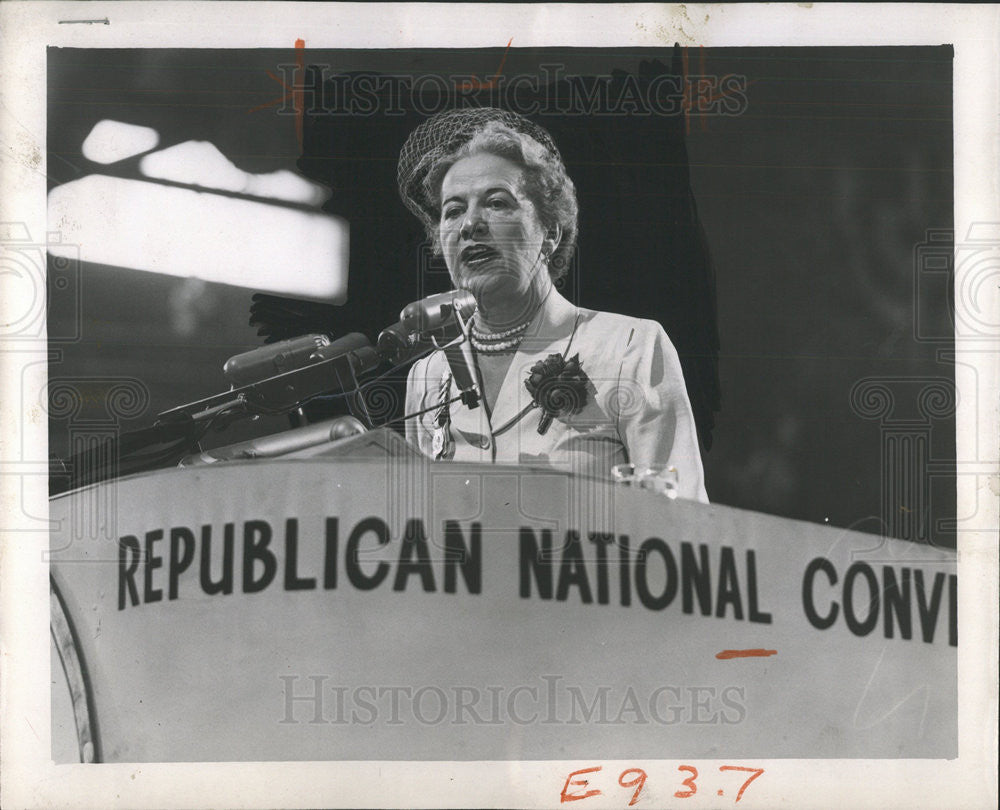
[46,46,956,546]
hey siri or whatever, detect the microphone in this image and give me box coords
[243,333,379,419]
[377,290,476,364]
[224,332,373,386]
[161,332,380,423]
[378,290,481,409]
[401,289,477,332]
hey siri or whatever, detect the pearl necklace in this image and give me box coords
[470,319,531,354]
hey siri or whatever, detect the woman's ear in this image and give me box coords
[544,223,563,257]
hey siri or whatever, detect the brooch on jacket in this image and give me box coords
[524,353,590,435]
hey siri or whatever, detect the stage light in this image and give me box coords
[140,141,330,206]
[47,175,348,302]
[81,120,160,164]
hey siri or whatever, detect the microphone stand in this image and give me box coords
[432,305,481,410]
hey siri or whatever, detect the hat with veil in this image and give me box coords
[396,107,565,232]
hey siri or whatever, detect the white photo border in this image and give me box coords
[1,2,997,808]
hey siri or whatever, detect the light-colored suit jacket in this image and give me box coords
[405,289,708,502]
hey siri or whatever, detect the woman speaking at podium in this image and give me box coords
[399,108,708,502]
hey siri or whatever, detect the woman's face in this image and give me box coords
[438,152,550,316]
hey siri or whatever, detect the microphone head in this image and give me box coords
[376,322,415,365]
[343,344,382,377]
[311,331,375,362]
[400,289,477,332]
[452,290,477,321]
[224,332,376,387]
[223,334,331,386]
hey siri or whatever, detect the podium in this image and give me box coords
[50,448,957,763]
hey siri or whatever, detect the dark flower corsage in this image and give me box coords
[524,353,589,435]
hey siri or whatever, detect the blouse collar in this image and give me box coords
[450,288,581,436]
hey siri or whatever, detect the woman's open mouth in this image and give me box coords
[460,243,501,269]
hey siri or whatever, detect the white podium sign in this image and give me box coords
[50,459,956,762]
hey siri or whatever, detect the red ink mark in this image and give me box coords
[618,768,647,807]
[674,765,698,799]
[719,766,765,803]
[291,38,305,149]
[560,766,602,802]
[456,38,513,91]
[716,648,777,659]
[250,38,306,150]
[681,46,753,135]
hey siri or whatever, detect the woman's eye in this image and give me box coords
[488,198,510,210]
[442,207,461,221]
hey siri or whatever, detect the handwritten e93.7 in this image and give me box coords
[561,764,764,806]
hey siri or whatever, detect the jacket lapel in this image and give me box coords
[489,289,580,435]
